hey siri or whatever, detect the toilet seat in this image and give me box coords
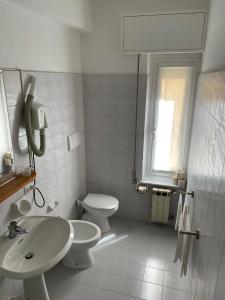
[83,193,119,211]
[80,193,119,233]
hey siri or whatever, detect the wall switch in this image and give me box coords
[67,131,81,151]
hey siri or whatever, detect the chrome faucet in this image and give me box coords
[8,221,27,239]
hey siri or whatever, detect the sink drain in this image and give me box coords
[25,252,34,259]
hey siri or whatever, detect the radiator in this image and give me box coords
[151,188,171,224]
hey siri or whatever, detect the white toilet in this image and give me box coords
[62,220,101,269]
[78,193,119,233]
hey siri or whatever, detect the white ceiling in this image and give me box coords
[5,0,93,32]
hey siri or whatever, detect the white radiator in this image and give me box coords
[151,188,171,224]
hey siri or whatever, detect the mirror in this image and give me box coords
[0,70,14,177]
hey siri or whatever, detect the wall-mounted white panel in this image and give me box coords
[122,11,207,53]
[82,0,210,74]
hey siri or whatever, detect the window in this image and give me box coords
[152,66,192,172]
[142,54,201,182]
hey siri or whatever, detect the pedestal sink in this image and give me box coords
[0,216,74,300]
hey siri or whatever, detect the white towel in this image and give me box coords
[174,194,194,273]
[181,196,192,276]
[174,208,184,263]
[174,193,184,263]
[175,193,183,231]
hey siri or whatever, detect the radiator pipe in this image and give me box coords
[132,54,141,184]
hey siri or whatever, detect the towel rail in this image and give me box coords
[174,191,195,198]
[136,183,195,199]
[179,229,200,240]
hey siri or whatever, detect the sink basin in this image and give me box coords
[0,216,74,300]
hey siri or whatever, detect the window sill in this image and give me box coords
[141,175,178,189]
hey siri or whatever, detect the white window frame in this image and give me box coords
[142,53,201,182]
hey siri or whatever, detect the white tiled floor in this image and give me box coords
[45,217,188,300]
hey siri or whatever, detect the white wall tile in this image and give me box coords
[84,73,178,223]
[0,71,87,298]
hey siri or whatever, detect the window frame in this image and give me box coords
[142,53,202,181]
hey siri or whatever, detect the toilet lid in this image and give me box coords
[83,193,119,210]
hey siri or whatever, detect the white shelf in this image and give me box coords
[141,175,178,188]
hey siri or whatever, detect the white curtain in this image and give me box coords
[153,66,191,172]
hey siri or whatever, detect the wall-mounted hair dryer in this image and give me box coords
[25,76,47,157]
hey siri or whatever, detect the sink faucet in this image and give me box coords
[8,221,27,239]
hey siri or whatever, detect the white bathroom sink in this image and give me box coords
[0,216,74,279]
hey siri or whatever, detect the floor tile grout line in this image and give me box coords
[93,260,181,281]
[95,242,156,255]
[99,254,112,289]
[50,276,186,300]
[77,281,140,300]
[77,265,185,294]
[94,248,178,265]
[94,253,181,276]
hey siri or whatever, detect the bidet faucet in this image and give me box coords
[8,221,27,239]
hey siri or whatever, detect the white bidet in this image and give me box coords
[62,220,101,269]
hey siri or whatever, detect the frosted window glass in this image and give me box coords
[152,67,192,172]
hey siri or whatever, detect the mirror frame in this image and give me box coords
[0,70,15,180]
[0,68,36,203]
